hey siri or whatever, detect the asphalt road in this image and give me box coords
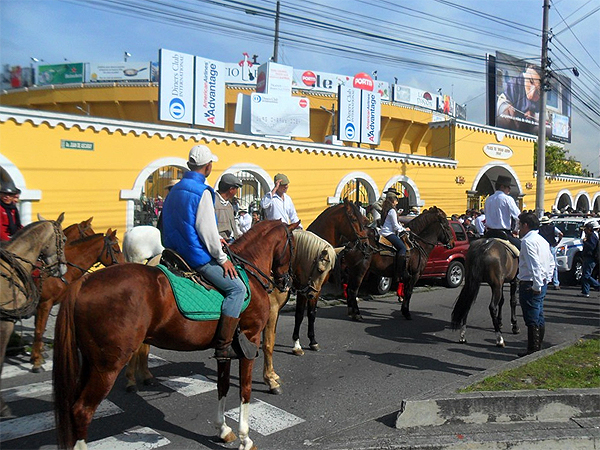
[2,281,598,450]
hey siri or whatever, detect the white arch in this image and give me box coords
[471,162,523,196]
[554,189,573,210]
[592,191,600,212]
[574,190,591,212]
[215,163,273,192]
[330,171,379,205]
[383,175,424,207]
[0,153,42,225]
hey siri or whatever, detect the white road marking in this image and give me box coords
[88,427,171,450]
[158,374,217,397]
[2,360,52,378]
[147,354,168,368]
[2,380,52,402]
[0,400,123,442]
[225,398,305,436]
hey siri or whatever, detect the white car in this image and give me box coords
[551,216,598,284]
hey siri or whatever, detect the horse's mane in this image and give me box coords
[292,230,336,270]
[2,221,52,249]
[67,233,103,246]
[230,220,283,263]
[311,201,365,231]
[407,207,446,234]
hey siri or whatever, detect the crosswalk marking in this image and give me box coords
[3,379,52,402]
[89,427,171,450]
[225,398,305,436]
[0,400,123,441]
[159,374,217,397]
[2,360,52,379]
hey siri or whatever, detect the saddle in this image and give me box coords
[374,229,412,257]
[160,248,215,291]
[489,238,520,258]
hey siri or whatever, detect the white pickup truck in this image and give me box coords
[552,216,598,284]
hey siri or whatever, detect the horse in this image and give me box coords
[0,215,68,419]
[122,225,164,263]
[30,229,125,372]
[367,206,455,320]
[307,200,372,321]
[53,220,298,450]
[63,217,95,242]
[263,229,337,395]
[450,238,520,347]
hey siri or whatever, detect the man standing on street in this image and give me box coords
[215,173,243,243]
[484,175,521,249]
[261,173,302,227]
[517,212,554,357]
[579,221,600,298]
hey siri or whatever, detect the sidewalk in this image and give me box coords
[313,331,600,450]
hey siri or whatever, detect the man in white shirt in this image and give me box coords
[517,211,554,357]
[237,209,252,234]
[261,173,302,227]
[485,175,522,249]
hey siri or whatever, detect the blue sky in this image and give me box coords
[1,0,598,173]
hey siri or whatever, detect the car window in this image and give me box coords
[451,222,466,242]
[553,221,583,239]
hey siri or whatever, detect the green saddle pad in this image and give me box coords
[156,264,251,321]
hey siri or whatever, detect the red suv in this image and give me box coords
[370,220,470,294]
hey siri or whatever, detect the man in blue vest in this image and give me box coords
[162,145,247,361]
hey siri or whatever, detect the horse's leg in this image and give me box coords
[489,283,505,347]
[136,344,156,386]
[400,278,416,320]
[347,263,368,322]
[125,348,139,393]
[263,293,284,394]
[238,358,257,450]
[215,359,237,443]
[31,298,54,372]
[0,321,16,419]
[307,292,320,351]
[510,279,520,334]
[292,293,307,356]
[459,321,468,344]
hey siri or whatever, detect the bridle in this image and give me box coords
[342,205,372,259]
[66,234,123,276]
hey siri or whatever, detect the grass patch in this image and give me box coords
[461,337,600,392]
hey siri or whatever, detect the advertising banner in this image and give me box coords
[337,85,361,143]
[158,49,195,125]
[89,62,151,82]
[256,62,293,95]
[224,62,258,84]
[293,69,390,100]
[250,93,310,137]
[360,90,381,145]
[393,84,436,111]
[38,63,84,85]
[493,51,572,142]
[194,57,225,129]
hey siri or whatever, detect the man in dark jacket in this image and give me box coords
[579,221,600,298]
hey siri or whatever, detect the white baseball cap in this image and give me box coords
[188,145,218,167]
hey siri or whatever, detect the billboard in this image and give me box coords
[158,49,195,125]
[256,61,293,95]
[194,57,226,129]
[338,84,361,143]
[491,51,572,142]
[361,90,381,145]
[38,63,84,85]
[250,93,310,137]
[89,62,151,82]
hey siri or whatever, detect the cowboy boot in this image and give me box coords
[397,255,407,281]
[214,315,240,361]
[518,325,540,357]
[539,325,545,349]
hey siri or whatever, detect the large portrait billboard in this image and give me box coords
[492,51,572,143]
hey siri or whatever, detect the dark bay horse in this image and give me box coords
[366,206,455,320]
[1,215,67,419]
[53,220,298,450]
[450,238,520,347]
[308,200,371,321]
[30,229,125,372]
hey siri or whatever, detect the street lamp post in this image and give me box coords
[535,0,550,218]
[124,52,131,62]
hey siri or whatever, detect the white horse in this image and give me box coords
[122,226,164,264]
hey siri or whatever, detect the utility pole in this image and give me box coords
[273,1,280,62]
[535,0,550,217]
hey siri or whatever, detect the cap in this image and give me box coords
[274,173,290,185]
[218,173,243,191]
[188,145,218,167]
[0,179,21,195]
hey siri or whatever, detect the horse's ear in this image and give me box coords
[56,212,65,225]
[334,247,345,255]
[86,217,94,225]
[37,213,45,221]
[106,228,112,235]
[289,221,301,231]
[109,229,117,238]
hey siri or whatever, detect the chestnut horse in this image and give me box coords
[307,200,371,321]
[30,229,125,372]
[53,220,298,450]
[63,217,95,242]
[1,215,67,419]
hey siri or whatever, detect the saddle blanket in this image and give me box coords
[156,264,251,321]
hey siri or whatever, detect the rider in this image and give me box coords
[261,173,302,228]
[161,145,247,361]
[0,180,23,241]
[484,175,521,250]
[380,191,410,281]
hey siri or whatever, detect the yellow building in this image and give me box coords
[1,83,599,234]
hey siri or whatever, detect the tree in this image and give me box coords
[534,142,585,176]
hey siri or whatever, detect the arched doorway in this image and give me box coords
[575,192,590,213]
[469,163,523,211]
[218,164,272,216]
[382,175,422,214]
[0,157,41,225]
[555,190,573,212]
[333,172,378,209]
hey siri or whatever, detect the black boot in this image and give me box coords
[539,325,545,349]
[518,325,540,357]
[214,315,240,361]
[396,255,407,282]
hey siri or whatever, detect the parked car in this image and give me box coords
[551,216,599,285]
[370,220,470,294]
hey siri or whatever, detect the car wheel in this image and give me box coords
[372,276,392,295]
[570,254,583,285]
[444,260,465,288]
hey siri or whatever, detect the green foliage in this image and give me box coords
[534,143,585,176]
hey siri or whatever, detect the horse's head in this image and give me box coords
[342,199,368,241]
[409,207,454,249]
[99,229,126,266]
[63,217,95,242]
[291,230,337,300]
[38,213,68,277]
[431,207,455,249]
[271,221,300,292]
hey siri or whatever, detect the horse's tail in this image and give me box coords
[450,245,486,330]
[53,281,82,449]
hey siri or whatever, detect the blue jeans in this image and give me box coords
[551,246,560,286]
[581,256,600,295]
[384,233,407,256]
[519,282,546,327]
[196,260,247,317]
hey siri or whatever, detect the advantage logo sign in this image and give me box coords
[158,49,195,125]
[337,85,381,145]
[194,57,225,129]
[361,90,381,145]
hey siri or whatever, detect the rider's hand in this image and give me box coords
[221,259,238,279]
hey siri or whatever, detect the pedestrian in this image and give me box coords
[261,173,302,227]
[538,215,563,290]
[484,175,521,249]
[517,211,554,357]
[0,179,23,241]
[463,217,480,241]
[237,208,252,234]
[578,220,600,298]
[215,173,243,243]
[161,145,249,361]
[473,209,486,236]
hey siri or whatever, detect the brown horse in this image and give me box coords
[30,229,125,372]
[63,217,95,242]
[53,220,298,450]
[308,200,371,321]
[0,215,67,419]
[450,238,520,347]
[366,207,455,320]
[263,230,337,394]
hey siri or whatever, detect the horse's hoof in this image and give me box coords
[126,384,138,393]
[31,365,43,373]
[458,338,467,344]
[221,431,237,443]
[496,342,506,348]
[143,377,158,386]
[292,348,305,356]
[309,343,320,351]
[512,326,520,334]
[269,386,283,395]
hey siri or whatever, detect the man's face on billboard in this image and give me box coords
[524,67,541,102]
